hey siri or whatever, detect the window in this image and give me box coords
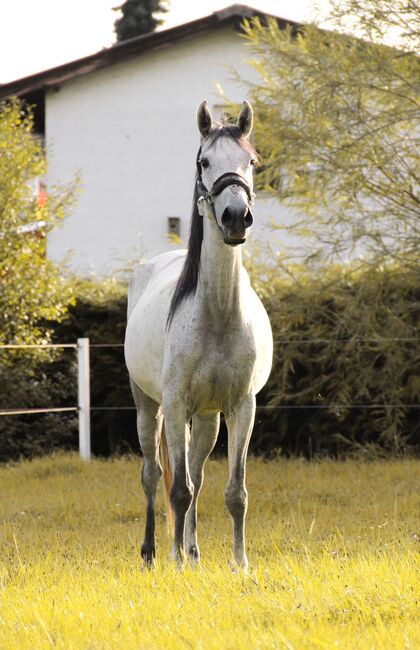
[167,217,181,238]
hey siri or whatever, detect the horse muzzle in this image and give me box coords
[221,206,254,246]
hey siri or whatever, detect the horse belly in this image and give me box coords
[125,286,171,403]
[246,291,273,394]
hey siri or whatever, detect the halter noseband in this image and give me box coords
[196,147,255,206]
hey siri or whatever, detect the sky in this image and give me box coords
[0,0,329,83]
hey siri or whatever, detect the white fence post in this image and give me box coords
[77,338,91,461]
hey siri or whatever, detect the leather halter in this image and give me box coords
[196,147,255,206]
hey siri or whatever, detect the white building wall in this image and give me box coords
[46,26,291,276]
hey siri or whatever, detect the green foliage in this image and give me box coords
[233,3,419,455]
[1,268,418,462]
[0,99,79,460]
[0,367,77,462]
[0,277,136,462]
[0,99,77,346]
[247,254,419,456]
[207,1,420,455]
[114,0,169,42]
[325,0,419,52]
[54,277,137,457]
[238,6,419,269]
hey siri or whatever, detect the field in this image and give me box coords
[0,453,419,649]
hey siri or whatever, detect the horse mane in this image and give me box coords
[166,181,202,328]
[166,122,258,328]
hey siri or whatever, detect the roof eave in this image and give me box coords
[0,5,298,100]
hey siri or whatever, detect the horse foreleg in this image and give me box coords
[185,413,220,562]
[130,380,162,567]
[162,399,193,564]
[225,394,256,572]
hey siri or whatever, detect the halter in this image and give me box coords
[196,146,255,206]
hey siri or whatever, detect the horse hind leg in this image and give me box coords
[161,398,195,564]
[185,413,220,563]
[130,379,162,567]
[225,394,256,572]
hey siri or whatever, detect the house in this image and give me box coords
[0,4,297,276]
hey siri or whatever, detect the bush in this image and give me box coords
[53,277,138,457]
[0,99,77,347]
[0,98,77,461]
[0,349,77,461]
[0,278,137,462]
[250,260,419,457]
[1,266,418,462]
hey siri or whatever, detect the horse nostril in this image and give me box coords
[221,208,234,227]
[221,207,253,232]
[244,210,253,228]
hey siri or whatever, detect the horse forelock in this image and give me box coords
[166,125,258,328]
[204,124,258,162]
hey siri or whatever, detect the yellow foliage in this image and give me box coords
[0,454,419,648]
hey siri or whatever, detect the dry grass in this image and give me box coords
[0,453,419,649]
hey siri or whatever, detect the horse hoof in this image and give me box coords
[188,545,201,564]
[228,559,249,574]
[141,543,155,568]
[169,546,186,570]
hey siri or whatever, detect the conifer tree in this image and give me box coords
[114,0,169,42]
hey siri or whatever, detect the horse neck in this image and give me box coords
[196,213,243,323]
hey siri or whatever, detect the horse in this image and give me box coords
[124,100,273,570]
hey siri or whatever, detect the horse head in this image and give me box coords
[196,100,257,246]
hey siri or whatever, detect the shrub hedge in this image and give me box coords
[1,265,418,462]
[251,262,419,457]
[0,279,135,461]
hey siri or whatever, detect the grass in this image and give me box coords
[0,453,419,649]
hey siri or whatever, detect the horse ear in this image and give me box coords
[238,100,253,137]
[197,100,212,139]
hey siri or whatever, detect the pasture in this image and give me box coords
[1,453,419,649]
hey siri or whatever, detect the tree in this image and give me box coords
[114,0,169,42]
[326,0,419,53]
[0,100,76,346]
[237,1,419,270]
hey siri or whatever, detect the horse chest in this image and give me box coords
[184,336,256,413]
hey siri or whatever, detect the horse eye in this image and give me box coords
[250,159,257,167]
[200,158,210,169]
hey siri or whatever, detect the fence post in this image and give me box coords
[77,338,91,461]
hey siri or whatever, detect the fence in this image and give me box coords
[1,338,419,461]
[0,339,92,460]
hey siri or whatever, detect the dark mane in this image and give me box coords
[166,124,258,328]
[166,181,202,328]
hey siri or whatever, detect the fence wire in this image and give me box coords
[1,340,419,416]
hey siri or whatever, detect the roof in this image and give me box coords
[0,4,297,100]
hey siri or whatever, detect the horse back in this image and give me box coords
[127,250,186,319]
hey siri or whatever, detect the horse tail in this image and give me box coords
[160,420,174,535]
